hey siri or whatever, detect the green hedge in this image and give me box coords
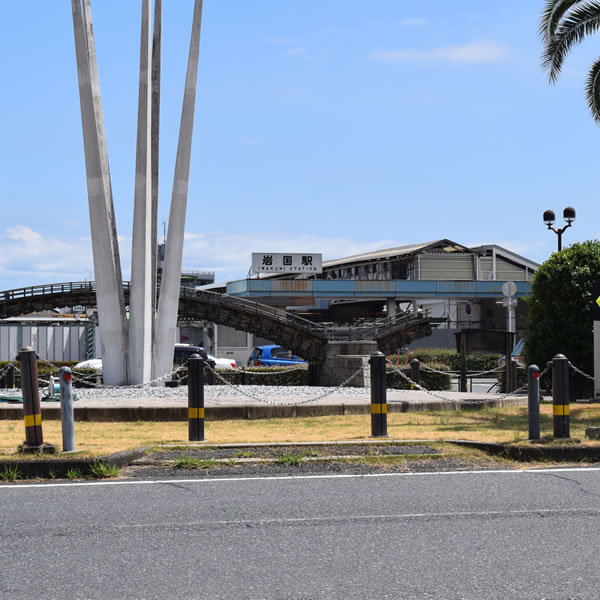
[388,349,501,373]
[387,362,451,391]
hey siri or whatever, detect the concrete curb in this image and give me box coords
[0,396,527,422]
[0,447,147,480]
[447,439,600,462]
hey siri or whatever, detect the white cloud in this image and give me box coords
[7,226,42,244]
[0,226,94,287]
[287,47,307,56]
[0,227,404,289]
[369,40,509,64]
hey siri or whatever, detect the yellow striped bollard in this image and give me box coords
[20,346,44,450]
[188,354,205,442]
[370,352,388,437]
[552,353,570,439]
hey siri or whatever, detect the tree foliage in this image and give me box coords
[525,240,600,373]
[540,0,600,123]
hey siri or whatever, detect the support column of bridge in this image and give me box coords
[316,341,379,388]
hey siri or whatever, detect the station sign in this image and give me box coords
[251,253,322,274]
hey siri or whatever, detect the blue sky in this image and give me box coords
[1,1,599,288]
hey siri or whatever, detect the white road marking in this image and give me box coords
[1,465,600,490]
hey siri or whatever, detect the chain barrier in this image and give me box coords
[420,365,504,377]
[36,361,184,391]
[568,361,600,384]
[203,361,369,405]
[218,365,309,377]
[386,360,544,406]
[0,362,17,380]
[37,358,61,374]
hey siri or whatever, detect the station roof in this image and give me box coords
[322,239,472,269]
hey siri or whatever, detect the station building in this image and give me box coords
[209,239,538,363]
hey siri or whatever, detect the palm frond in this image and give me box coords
[585,57,600,122]
[542,1,600,82]
[539,0,584,43]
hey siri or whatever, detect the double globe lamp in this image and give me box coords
[543,206,576,252]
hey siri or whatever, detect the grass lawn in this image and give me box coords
[1,404,600,458]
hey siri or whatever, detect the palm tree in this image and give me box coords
[541,0,600,122]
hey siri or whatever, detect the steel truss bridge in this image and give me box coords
[0,282,431,361]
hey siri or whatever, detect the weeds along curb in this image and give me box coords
[447,440,600,462]
[0,440,440,480]
[0,447,147,480]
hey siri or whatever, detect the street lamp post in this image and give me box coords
[543,207,576,251]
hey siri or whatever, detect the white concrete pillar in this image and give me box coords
[152,0,203,381]
[129,0,153,384]
[151,0,162,314]
[72,0,128,385]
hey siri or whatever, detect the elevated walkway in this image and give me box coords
[226,278,532,299]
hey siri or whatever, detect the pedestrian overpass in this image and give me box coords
[0,282,431,361]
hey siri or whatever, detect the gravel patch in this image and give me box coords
[0,384,371,402]
[123,457,507,480]
[144,443,439,461]
[122,442,508,480]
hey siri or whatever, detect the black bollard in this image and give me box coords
[509,358,518,393]
[241,367,247,386]
[552,354,570,439]
[370,352,388,437]
[410,358,421,390]
[188,354,205,442]
[6,363,15,389]
[459,333,468,393]
[528,364,540,440]
[20,347,43,449]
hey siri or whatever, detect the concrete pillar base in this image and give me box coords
[316,341,379,388]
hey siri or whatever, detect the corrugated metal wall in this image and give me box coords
[419,254,475,280]
[479,257,528,281]
[0,325,88,362]
[495,257,527,281]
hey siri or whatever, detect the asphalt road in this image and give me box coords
[2,467,600,599]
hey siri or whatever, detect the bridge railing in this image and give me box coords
[189,287,429,340]
[188,287,329,338]
[0,281,99,301]
[0,281,430,343]
[320,309,431,341]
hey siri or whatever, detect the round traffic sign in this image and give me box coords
[502,281,517,297]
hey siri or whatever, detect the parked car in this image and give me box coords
[172,344,239,369]
[75,345,237,372]
[247,345,306,367]
[73,358,103,372]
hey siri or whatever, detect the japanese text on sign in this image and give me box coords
[251,253,323,274]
